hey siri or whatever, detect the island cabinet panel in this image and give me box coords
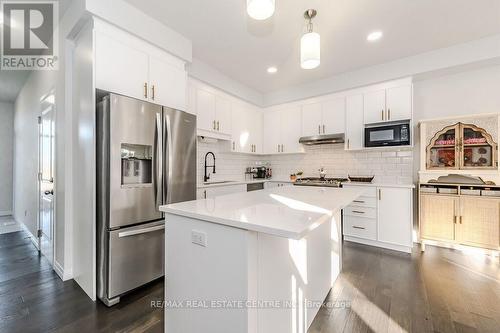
[420,194,457,241]
[457,197,500,249]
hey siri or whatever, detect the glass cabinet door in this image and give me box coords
[460,125,495,169]
[427,125,458,169]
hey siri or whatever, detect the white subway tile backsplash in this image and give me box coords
[197,140,414,185]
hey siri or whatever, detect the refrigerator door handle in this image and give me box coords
[118,224,165,238]
[164,114,173,204]
[153,113,162,209]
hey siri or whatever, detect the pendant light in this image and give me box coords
[247,0,275,20]
[300,9,320,69]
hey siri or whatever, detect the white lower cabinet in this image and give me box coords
[343,185,413,253]
[264,182,291,189]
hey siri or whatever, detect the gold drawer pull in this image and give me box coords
[352,226,365,230]
[353,200,365,203]
[352,210,365,214]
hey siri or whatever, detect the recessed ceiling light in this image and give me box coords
[267,66,277,74]
[367,31,383,42]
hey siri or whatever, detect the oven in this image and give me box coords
[364,123,410,147]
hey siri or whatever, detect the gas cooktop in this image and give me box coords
[293,177,348,188]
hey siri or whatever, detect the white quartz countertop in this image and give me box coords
[343,181,415,189]
[197,178,292,189]
[160,186,364,239]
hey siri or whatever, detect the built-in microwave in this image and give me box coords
[365,123,410,147]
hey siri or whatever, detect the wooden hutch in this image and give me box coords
[418,113,500,251]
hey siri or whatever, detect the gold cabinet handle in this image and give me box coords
[216,121,220,131]
[318,125,321,134]
[352,210,365,214]
[277,144,280,153]
[381,109,384,121]
[213,120,216,130]
[232,141,235,150]
[281,144,284,152]
[459,216,462,224]
[352,226,365,230]
[454,216,457,224]
[144,82,148,98]
[347,139,350,150]
[388,108,391,120]
[378,189,382,200]
[353,200,365,203]
[323,125,325,134]
[151,85,155,100]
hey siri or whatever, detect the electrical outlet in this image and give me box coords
[191,230,207,247]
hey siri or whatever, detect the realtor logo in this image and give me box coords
[1,1,58,70]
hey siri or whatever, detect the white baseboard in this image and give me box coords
[54,260,73,281]
[0,210,12,216]
[344,236,412,254]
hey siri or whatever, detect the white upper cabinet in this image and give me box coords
[345,94,364,150]
[281,106,302,153]
[148,55,187,111]
[231,103,253,153]
[95,32,149,101]
[94,29,187,110]
[264,106,303,154]
[363,90,386,124]
[302,98,346,136]
[322,98,345,135]
[363,85,412,124]
[196,88,216,132]
[191,82,232,136]
[215,96,232,135]
[264,110,281,154]
[386,85,412,122]
[301,103,323,136]
[249,108,263,154]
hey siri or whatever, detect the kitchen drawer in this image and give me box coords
[343,215,377,240]
[344,206,377,219]
[343,185,377,198]
[349,196,377,208]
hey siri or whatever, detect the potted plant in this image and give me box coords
[290,173,297,182]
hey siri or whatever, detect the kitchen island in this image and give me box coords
[160,186,364,333]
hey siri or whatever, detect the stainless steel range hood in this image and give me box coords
[299,133,345,145]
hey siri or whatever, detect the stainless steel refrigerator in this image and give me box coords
[96,93,196,306]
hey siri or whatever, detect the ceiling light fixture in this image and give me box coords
[300,9,320,70]
[267,66,277,74]
[247,0,275,20]
[367,31,383,42]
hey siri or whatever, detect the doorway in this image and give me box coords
[38,92,56,265]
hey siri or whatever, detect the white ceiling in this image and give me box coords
[124,0,500,94]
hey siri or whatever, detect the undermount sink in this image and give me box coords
[203,180,236,185]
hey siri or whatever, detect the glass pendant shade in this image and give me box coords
[247,0,275,20]
[300,31,320,69]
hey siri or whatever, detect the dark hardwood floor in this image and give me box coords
[1,230,499,333]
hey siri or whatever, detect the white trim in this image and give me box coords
[54,260,73,281]
[421,239,500,257]
[20,223,40,250]
[344,236,413,254]
[0,210,12,216]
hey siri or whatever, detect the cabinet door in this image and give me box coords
[249,108,263,154]
[345,94,364,150]
[196,88,216,132]
[378,188,412,247]
[215,95,232,135]
[281,106,303,153]
[363,90,386,124]
[458,197,500,249]
[231,103,251,153]
[263,110,281,154]
[95,32,149,101]
[322,98,345,135]
[301,103,323,137]
[420,195,457,241]
[149,56,187,110]
[386,85,411,122]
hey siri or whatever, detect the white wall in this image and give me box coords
[0,102,14,214]
[413,65,500,180]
